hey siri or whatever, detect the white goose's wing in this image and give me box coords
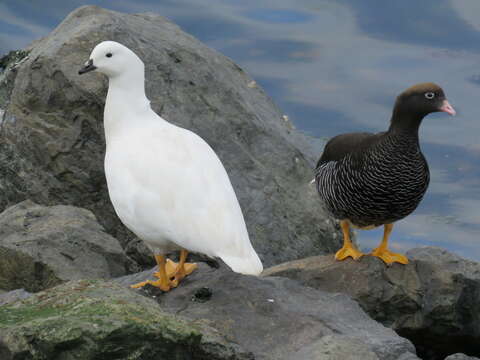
[106,120,262,275]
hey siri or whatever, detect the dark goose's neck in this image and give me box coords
[387,106,426,137]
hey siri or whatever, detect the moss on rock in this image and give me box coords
[0,279,250,359]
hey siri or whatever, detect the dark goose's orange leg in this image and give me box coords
[335,220,364,261]
[371,224,408,265]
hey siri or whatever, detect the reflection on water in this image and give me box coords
[1,0,480,260]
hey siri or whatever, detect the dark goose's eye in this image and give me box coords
[106,53,113,58]
[425,92,435,99]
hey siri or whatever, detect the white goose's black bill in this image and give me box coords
[78,59,97,75]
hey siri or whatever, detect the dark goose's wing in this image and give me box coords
[316,131,386,168]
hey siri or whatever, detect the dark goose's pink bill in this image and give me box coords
[440,99,456,116]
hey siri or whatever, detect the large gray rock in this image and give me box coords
[264,246,480,360]
[0,279,251,360]
[0,200,132,292]
[0,5,340,267]
[117,263,419,360]
[445,354,480,360]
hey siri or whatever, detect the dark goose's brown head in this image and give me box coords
[389,82,455,134]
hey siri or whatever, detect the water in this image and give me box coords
[1,0,480,261]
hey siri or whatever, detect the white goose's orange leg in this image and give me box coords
[335,220,364,261]
[154,255,177,279]
[170,250,198,288]
[371,223,408,265]
[131,254,171,291]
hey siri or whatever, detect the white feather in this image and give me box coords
[87,41,262,275]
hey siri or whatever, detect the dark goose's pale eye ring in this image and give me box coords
[425,92,435,99]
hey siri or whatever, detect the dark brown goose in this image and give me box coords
[315,83,455,265]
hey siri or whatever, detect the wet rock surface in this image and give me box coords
[264,246,480,359]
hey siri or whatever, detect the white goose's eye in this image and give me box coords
[425,92,435,99]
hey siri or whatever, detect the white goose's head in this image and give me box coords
[78,40,144,79]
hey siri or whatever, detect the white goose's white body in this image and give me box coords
[89,41,262,275]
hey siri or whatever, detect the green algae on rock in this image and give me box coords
[0,279,251,360]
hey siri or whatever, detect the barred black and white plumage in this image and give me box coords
[316,132,430,228]
[314,82,455,265]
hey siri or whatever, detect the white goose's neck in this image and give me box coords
[104,71,154,145]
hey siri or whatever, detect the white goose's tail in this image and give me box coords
[219,250,263,275]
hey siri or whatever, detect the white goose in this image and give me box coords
[79,41,263,291]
